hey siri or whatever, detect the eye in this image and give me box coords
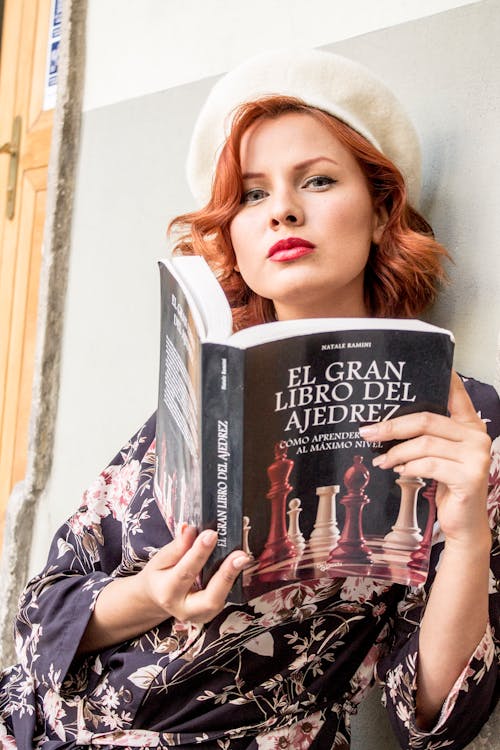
[241,187,268,204]
[303,175,336,190]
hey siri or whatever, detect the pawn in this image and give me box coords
[242,515,254,558]
[287,498,306,556]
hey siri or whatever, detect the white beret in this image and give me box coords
[187,48,421,207]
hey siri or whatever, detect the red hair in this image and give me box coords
[169,96,449,330]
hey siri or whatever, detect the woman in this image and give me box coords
[0,49,498,750]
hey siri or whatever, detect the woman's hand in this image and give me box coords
[359,371,491,548]
[78,528,249,654]
[360,371,493,726]
[134,525,250,624]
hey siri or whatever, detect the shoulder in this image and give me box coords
[460,374,500,440]
[106,412,157,467]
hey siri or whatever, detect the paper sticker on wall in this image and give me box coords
[43,0,62,111]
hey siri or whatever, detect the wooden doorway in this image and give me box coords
[0,0,56,547]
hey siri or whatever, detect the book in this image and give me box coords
[154,255,454,602]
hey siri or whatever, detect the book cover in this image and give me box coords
[155,257,454,602]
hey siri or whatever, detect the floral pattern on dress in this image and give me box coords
[376,386,500,749]
[0,378,498,750]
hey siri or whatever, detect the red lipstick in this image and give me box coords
[268,237,315,262]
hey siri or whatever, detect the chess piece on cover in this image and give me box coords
[384,476,425,550]
[287,498,306,556]
[308,485,341,562]
[242,515,254,559]
[328,455,372,565]
[257,442,297,580]
[409,480,437,571]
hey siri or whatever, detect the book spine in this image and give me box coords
[201,343,244,600]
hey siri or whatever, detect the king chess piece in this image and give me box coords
[257,442,297,580]
[384,476,425,550]
[328,455,372,565]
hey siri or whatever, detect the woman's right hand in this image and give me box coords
[78,527,249,654]
[134,525,250,624]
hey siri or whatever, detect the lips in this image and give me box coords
[268,237,315,262]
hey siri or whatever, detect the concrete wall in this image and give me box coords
[2,1,499,748]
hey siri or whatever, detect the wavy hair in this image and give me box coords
[169,96,449,330]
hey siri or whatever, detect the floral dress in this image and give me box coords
[0,377,498,750]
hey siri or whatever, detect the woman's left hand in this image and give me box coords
[359,371,492,547]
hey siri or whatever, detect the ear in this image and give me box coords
[372,204,389,245]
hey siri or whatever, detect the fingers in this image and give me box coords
[359,373,487,447]
[360,410,464,444]
[164,529,219,596]
[151,524,198,569]
[147,527,250,624]
[377,454,476,488]
[372,435,458,475]
[183,551,250,623]
[447,371,487,431]
[362,421,489,481]
[372,433,482,471]
[358,376,491,487]
[355,373,491,546]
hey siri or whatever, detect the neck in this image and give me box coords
[274,296,369,321]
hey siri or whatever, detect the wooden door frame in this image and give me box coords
[0,0,87,668]
[0,1,4,45]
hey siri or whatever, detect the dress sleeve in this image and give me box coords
[13,414,157,693]
[376,378,500,750]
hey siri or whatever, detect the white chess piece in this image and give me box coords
[287,498,306,555]
[384,476,425,550]
[309,485,341,558]
[242,515,254,558]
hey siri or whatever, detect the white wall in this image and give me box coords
[83,0,479,111]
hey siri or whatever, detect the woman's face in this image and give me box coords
[229,112,387,320]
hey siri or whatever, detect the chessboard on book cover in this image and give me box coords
[233,328,453,599]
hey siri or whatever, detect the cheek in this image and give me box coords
[335,201,378,246]
[229,214,254,267]
[228,215,244,258]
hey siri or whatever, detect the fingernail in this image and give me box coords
[232,555,251,570]
[394,464,405,474]
[181,523,198,539]
[199,529,217,546]
[359,424,379,438]
[372,454,387,468]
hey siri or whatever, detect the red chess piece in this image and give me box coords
[328,455,373,565]
[257,442,297,580]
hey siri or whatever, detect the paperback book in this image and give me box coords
[154,256,454,602]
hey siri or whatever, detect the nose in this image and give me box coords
[269,188,304,229]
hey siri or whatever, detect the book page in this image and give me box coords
[155,265,202,532]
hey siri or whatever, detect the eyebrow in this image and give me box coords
[241,156,339,180]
